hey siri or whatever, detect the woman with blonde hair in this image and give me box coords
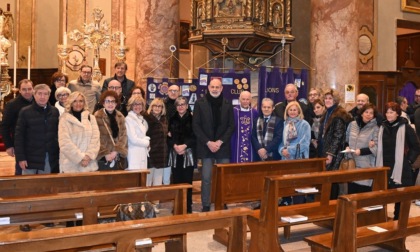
[58,91,100,173]
[125,96,149,170]
[144,98,168,213]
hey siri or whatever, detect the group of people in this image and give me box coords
[1,63,420,220]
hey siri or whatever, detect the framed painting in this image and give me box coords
[402,0,420,14]
[180,20,191,52]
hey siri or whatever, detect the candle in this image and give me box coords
[27,46,31,79]
[13,41,17,87]
[188,70,192,80]
[120,32,124,47]
[63,32,67,46]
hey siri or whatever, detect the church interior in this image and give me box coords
[1,0,420,251]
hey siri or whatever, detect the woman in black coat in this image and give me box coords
[317,89,351,199]
[168,97,196,213]
[376,102,420,220]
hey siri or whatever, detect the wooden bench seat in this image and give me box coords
[0,170,148,198]
[305,186,420,252]
[211,158,326,245]
[247,167,389,252]
[0,208,252,252]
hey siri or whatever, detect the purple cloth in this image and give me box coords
[231,106,259,163]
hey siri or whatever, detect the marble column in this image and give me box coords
[311,0,359,107]
[135,0,179,87]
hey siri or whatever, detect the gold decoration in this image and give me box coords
[67,8,126,81]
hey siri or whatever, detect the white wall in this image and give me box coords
[376,0,420,71]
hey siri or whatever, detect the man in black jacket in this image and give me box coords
[192,78,234,212]
[0,79,33,175]
[14,84,60,175]
[274,84,312,125]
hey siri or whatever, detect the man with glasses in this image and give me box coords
[94,79,128,116]
[0,79,34,175]
[102,62,134,100]
[68,65,101,113]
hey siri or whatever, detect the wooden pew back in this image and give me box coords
[305,185,420,251]
[0,184,190,226]
[0,208,252,252]
[211,158,326,246]
[212,158,326,209]
[0,170,148,198]
[248,167,389,252]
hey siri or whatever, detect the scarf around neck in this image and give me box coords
[285,117,299,144]
[376,118,405,184]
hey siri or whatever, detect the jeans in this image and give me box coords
[201,158,229,207]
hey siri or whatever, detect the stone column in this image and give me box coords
[311,0,359,106]
[135,0,179,87]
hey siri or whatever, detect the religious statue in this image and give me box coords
[272,3,282,29]
[0,8,13,66]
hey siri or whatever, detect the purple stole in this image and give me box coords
[231,106,259,163]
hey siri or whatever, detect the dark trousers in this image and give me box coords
[348,182,372,194]
[172,155,194,213]
[15,161,22,175]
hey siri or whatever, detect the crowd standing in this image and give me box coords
[2,65,420,219]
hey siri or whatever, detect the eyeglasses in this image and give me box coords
[309,93,318,97]
[176,103,187,107]
[152,105,163,108]
[108,86,121,90]
[56,79,66,82]
[57,93,69,98]
[81,71,92,75]
[168,90,179,93]
[104,100,116,104]
[133,103,143,107]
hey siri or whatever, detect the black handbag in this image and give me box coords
[114,202,156,221]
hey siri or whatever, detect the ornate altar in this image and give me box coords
[190,0,293,59]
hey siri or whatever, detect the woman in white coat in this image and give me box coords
[58,91,100,173]
[125,96,149,170]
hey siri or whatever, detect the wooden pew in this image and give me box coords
[0,184,189,226]
[0,170,148,198]
[304,186,420,252]
[0,208,252,252]
[247,167,389,252]
[211,158,326,245]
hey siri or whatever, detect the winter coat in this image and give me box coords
[0,95,32,149]
[279,118,311,160]
[378,117,420,186]
[192,96,234,159]
[346,117,379,186]
[168,111,196,168]
[125,111,150,170]
[14,103,60,173]
[94,109,128,160]
[319,105,352,171]
[145,113,168,168]
[58,111,100,173]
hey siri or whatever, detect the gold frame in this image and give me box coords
[402,0,420,14]
[179,20,191,52]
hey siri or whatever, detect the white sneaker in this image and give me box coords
[415,200,420,206]
[153,204,160,214]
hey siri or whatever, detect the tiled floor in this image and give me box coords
[1,154,420,251]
